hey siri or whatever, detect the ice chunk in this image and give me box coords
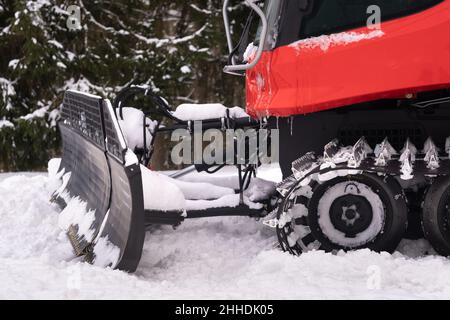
[374,137,397,166]
[243,178,276,202]
[291,152,317,180]
[400,150,414,180]
[423,138,440,170]
[348,137,372,169]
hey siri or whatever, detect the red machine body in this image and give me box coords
[246,0,450,118]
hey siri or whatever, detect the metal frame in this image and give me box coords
[113,85,273,211]
[222,0,268,74]
[144,204,267,230]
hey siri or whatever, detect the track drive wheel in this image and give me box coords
[423,177,450,256]
[277,174,408,254]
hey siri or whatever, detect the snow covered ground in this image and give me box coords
[1,167,450,299]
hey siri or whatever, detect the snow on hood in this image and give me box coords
[290,29,384,52]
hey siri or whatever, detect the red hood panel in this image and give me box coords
[246,1,450,118]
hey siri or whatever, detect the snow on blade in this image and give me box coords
[54,172,71,198]
[125,149,139,167]
[50,160,97,244]
[47,158,62,178]
[58,197,97,244]
[93,236,120,268]
[290,29,384,52]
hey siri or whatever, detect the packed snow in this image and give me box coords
[172,178,234,201]
[58,196,97,244]
[243,42,258,62]
[117,107,157,151]
[173,103,250,121]
[3,166,450,299]
[184,193,263,211]
[140,164,266,211]
[92,235,121,269]
[243,177,277,202]
[140,165,186,211]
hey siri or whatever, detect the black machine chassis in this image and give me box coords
[273,90,450,178]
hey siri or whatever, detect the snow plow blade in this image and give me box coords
[53,90,145,272]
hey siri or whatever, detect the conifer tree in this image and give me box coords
[0,0,247,171]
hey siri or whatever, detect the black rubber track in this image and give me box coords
[422,176,450,256]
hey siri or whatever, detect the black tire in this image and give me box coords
[422,176,450,256]
[306,174,408,253]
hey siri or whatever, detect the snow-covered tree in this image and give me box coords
[0,0,247,171]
